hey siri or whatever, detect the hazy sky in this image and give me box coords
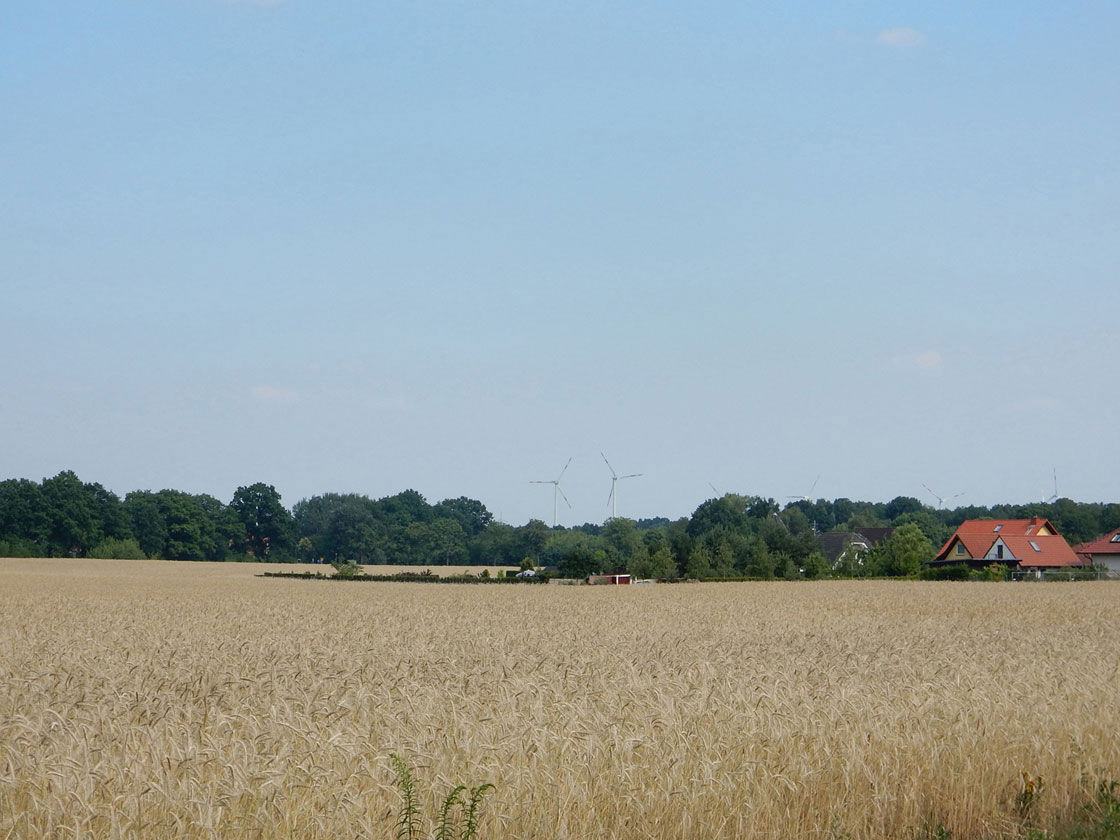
[3,2,1117,526]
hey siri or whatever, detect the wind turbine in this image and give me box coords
[530,457,572,527]
[1042,468,1059,504]
[923,484,965,510]
[787,475,820,502]
[602,452,641,520]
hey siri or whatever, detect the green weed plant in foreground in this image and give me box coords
[1059,779,1120,840]
[390,754,494,840]
[1021,777,1120,840]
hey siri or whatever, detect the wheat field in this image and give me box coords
[1,558,1117,839]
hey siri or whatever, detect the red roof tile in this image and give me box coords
[1074,527,1120,557]
[934,519,1085,568]
[998,534,1083,568]
[951,518,1057,536]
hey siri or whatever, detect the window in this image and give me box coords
[993,524,1003,532]
[996,544,1004,559]
[1029,540,1041,552]
[955,544,965,555]
[1111,534,1120,543]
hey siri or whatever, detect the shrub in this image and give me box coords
[920,563,971,581]
[88,537,147,560]
[980,563,1007,582]
[0,538,40,558]
[330,560,365,579]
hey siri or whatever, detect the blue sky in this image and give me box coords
[3,1,1117,526]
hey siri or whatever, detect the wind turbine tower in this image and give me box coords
[602,452,642,520]
[1042,468,1059,504]
[531,457,572,527]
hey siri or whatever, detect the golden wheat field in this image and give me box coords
[1,558,1117,840]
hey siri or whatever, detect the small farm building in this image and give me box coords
[587,574,631,585]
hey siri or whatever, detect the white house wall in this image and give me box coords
[984,537,1016,561]
[1093,555,1120,578]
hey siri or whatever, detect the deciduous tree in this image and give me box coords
[231,483,295,561]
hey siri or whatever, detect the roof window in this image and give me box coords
[1029,540,1041,552]
[993,524,1003,532]
[1111,534,1120,543]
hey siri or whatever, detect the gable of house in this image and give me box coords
[939,533,992,561]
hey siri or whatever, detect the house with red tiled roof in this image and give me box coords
[1074,527,1120,578]
[930,518,1086,577]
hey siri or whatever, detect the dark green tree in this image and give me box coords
[0,478,48,552]
[41,471,100,556]
[711,539,736,578]
[230,483,295,561]
[556,542,601,578]
[868,523,932,577]
[686,545,714,579]
[601,517,643,566]
[433,497,493,537]
[885,496,924,521]
[197,493,244,562]
[515,519,551,562]
[743,536,775,579]
[428,518,468,565]
[468,521,522,566]
[378,489,433,528]
[801,550,830,579]
[893,510,950,549]
[648,546,679,579]
[158,491,209,561]
[123,491,168,557]
[688,495,749,538]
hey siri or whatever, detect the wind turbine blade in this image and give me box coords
[601,451,617,478]
[557,456,572,481]
[607,483,615,509]
[557,485,572,509]
[620,473,641,480]
[808,474,820,496]
[530,480,550,485]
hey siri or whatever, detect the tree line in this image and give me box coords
[2,472,1118,578]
